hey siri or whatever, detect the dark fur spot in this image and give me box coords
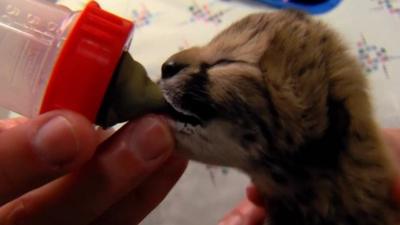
[345,212,386,225]
[268,191,387,225]
[297,62,316,76]
[235,101,277,152]
[252,14,271,35]
[304,30,311,38]
[295,98,350,169]
[240,132,258,149]
[240,77,282,148]
[256,98,350,188]
[200,63,211,71]
[298,66,307,76]
[286,9,308,20]
[270,166,289,184]
[181,71,218,121]
[347,151,382,169]
[320,35,329,44]
[210,76,278,152]
[243,133,257,143]
[353,130,366,142]
[255,77,282,130]
[295,188,316,204]
[285,133,295,145]
[268,197,308,225]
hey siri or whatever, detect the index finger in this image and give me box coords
[0,117,28,132]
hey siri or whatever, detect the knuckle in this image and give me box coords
[0,166,17,203]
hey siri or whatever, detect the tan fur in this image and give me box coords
[160,10,399,225]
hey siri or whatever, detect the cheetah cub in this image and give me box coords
[159,10,399,225]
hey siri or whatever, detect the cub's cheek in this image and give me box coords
[173,135,199,159]
[160,84,184,103]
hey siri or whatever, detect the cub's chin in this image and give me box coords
[162,103,253,169]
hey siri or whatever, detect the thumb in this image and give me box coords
[0,110,99,205]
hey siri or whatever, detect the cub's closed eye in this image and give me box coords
[212,59,248,67]
[214,59,238,65]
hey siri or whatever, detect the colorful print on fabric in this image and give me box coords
[372,0,400,17]
[357,34,399,78]
[186,0,230,25]
[131,3,157,29]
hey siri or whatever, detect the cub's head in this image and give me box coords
[159,11,364,175]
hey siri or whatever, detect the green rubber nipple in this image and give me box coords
[96,52,167,128]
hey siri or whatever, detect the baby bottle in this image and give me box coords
[0,0,167,127]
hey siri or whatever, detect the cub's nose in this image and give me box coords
[161,61,187,79]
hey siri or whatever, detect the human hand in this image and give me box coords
[218,186,266,225]
[383,129,400,205]
[0,111,187,225]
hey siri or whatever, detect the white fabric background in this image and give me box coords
[4,0,400,224]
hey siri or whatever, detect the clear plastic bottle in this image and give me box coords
[0,0,134,122]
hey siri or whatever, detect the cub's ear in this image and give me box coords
[204,13,274,65]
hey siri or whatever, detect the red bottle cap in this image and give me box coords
[40,1,134,122]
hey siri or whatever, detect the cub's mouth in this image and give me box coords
[162,102,203,127]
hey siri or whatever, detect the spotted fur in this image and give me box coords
[159,10,399,225]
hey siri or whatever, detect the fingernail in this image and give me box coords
[219,214,243,225]
[131,116,173,161]
[33,116,78,167]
